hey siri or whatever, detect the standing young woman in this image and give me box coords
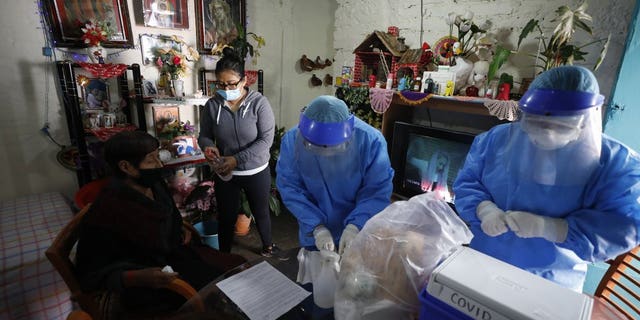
[198,47,277,256]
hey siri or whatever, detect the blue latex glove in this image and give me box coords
[505,210,568,243]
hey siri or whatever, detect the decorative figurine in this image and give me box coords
[443,80,455,96]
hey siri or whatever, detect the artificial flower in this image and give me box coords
[153,36,199,79]
[80,20,112,47]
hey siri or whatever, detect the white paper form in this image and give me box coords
[216,261,311,320]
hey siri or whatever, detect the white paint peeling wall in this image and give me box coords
[333,0,635,99]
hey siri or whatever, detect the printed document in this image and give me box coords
[216,261,311,320]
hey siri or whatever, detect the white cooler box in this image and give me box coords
[426,246,593,320]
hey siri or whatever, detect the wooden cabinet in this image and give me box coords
[381,94,510,147]
[56,61,146,187]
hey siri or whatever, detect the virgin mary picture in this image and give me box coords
[203,0,238,47]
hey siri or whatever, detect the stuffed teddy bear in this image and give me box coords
[464,60,490,96]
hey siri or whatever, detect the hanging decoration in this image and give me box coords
[369,88,394,114]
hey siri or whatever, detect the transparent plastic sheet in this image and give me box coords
[334,192,473,320]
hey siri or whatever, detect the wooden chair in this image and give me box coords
[45,204,203,320]
[593,246,640,319]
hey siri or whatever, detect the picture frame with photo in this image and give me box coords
[139,33,182,65]
[82,78,110,110]
[42,0,134,48]
[195,0,246,53]
[142,79,158,97]
[141,0,189,29]
[152,105,180,137]
[206,80,218,96]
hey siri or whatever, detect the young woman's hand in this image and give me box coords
[203,146,220,161]
[216,156,237,176]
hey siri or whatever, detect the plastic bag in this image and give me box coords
[334,192,473,320]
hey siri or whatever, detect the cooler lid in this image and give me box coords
[427,247,593,320]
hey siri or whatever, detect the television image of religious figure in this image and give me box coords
[403,133,471,202]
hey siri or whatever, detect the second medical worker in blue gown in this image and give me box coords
[453,66,640,292]
[276,95,394,255]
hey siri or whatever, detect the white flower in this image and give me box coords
[445,12,457,26]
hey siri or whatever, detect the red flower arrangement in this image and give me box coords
[154,36,200,79]
[80,21,111,47]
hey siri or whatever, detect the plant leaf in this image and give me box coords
[518,19,539,49]
[594,34,611,70]
[488,46,512,81]
[269,195,281,216]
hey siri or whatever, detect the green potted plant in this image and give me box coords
[212,24,265,66]
[518,2,609,72]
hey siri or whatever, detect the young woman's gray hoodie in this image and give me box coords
[198,89,275,173]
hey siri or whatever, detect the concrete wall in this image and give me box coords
[333,0,635,101]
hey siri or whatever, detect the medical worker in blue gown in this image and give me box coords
[276,95,394,255]
[453,66,640,292]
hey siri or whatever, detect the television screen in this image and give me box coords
[391,122,475,203]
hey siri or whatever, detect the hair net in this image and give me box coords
[529,65,599,93]
[298,95,355,149]
[304,95,351,123]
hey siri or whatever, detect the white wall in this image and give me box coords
[0,0,336,201]
[333,0,635,100]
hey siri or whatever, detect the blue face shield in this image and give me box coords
[298,111,355,156]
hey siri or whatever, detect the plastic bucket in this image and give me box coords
[193,220,219,250]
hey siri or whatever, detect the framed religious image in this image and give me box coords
[142,0,189,29]
[142,79,158,97]
[206,80,218,96]
[42,0,134,48]
[82,78,110,110]
[139,33,181,65]
[152,105,180,137]
[195,0,246,53]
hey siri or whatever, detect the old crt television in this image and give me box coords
[391,122,475,203]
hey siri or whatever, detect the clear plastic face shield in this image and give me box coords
[505,89,604,187]
[297,111,355,157]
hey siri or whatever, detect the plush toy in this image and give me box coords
[464,60,489,95]
[449,56,473,92]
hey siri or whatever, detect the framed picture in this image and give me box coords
[152,105,180,137]
[195,0,246,53]
[142,80,158,97]
[206,80,218,96]
[42,0,134,48]
[139,33,182,65]
[82,78,110,110]
[142,0,189,29]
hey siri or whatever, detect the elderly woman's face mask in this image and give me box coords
[521,114,584,150]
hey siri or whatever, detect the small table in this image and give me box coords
[178,248,331,320]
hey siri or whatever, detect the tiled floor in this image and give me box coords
[229,211,301,260]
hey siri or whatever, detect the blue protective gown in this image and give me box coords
[453,123,640,291]
[276,118,394,248]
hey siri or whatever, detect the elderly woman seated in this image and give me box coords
[75,131,246,317]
